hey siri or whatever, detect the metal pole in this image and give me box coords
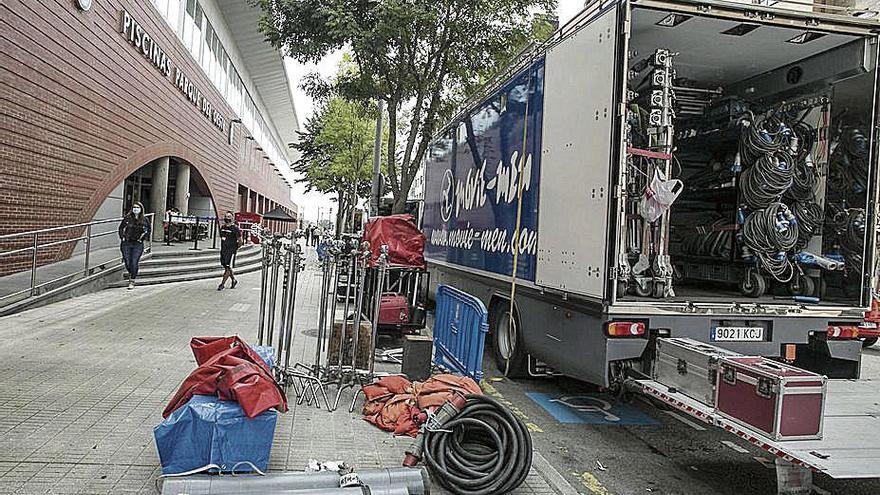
[257,242,269,346]
[369,246,388,375]
[191,217,201,251]
[283,243,301,370]
[165,213,172,246]
[83,224,92,276]
[276,247,291,368]
[350,242,369,370]
[337,245,356,371]
[266,239,281,349]
[325,248,341,361]
[370,100,384,216]
[30,233,38,296]
[315,254,330,372]
[212,219,218,250]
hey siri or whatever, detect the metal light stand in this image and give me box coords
[328,239,371,411]
[348,245,389,413]
[273,230,333,408]
[284,238,347,411]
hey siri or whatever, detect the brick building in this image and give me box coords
[1,0,300,274]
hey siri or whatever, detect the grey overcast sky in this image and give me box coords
[284,0,585,222]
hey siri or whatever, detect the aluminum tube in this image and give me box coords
[161,468,431,495]
[277,249,291,368]
[337,253,356,370]
[314,256,330,371]
[258,244,269,345]
[350,249,367,371]
[266,241,281,350]
[369,248,388,375]
[275,245,293,368]
[284,244,301,370]
[325,255,341,365]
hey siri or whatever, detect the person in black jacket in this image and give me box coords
[118,202,151,290]
[217,211,242,290]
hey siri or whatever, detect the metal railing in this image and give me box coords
[0,213,155,305]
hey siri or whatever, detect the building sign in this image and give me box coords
[120,10,226,134]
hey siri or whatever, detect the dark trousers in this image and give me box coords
[120,241,144,279]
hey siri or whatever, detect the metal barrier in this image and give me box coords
[432,285,490,381]
[0,213,155,306]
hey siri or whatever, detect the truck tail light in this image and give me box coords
[827,325,859,339]
[864,298,880,323]
[606,321,646,337]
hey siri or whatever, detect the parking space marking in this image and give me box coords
[528,392,658,425]
[229,303,251,312]
[663,411,707,431]
[480,381,544,433]
[577,471,614,495]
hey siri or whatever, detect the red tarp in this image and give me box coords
[361,374,482,437]
[362,214,426,269]
[163,336,288,419]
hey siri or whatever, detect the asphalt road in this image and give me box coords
[477,343,880,495]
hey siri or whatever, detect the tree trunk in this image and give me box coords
[335,192,346,238]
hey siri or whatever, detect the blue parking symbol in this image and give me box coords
[526,392,658,425]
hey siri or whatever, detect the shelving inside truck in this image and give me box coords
[619,6,877,306]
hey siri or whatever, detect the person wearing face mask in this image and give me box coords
[217,211,242,290]
[118,202,151,290]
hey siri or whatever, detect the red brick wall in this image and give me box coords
[0,0,294,275]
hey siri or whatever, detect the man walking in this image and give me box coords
[217,211,242,290]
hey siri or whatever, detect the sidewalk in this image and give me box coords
[0,247,573,495]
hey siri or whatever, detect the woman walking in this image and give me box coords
[118,202,151,290]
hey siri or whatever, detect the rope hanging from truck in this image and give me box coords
[505,66,533,373]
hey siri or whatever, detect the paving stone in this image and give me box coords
[0,247,569,494]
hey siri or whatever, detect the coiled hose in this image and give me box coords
[742,203,799,282]
[422,394,532,495]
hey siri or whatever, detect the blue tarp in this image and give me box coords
[251,345,275,370]
[154,394,276,475]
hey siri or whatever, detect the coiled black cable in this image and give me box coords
[422,394,532,495]
[740,152,794,209]
[739,114,789,166]
[742,203,798,282]
[791,201,823,252]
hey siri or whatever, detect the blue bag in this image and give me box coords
[154,395,276,475]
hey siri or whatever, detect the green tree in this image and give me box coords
[258,0,556,213]
[292,96,385,235]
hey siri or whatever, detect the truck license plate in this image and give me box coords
[712,326,764,342]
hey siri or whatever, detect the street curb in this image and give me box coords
[533,451,581,495]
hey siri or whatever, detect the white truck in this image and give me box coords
[420,0,880,486]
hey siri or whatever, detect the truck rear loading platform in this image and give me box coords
[634,378,880,479]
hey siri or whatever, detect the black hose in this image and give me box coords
[422,394,532,495]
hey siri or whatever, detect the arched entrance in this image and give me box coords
[86,156,216,250]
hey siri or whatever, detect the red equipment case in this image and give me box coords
[715,356,826,441]
[378,293,410,326]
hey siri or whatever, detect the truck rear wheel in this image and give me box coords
[490,305,527,378]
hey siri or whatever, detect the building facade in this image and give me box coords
[1,0,300,274]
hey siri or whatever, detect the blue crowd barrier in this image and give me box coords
[433,285,489,381]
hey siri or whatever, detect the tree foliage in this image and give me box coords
[291,96,384,233]
[258,0,556,212]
